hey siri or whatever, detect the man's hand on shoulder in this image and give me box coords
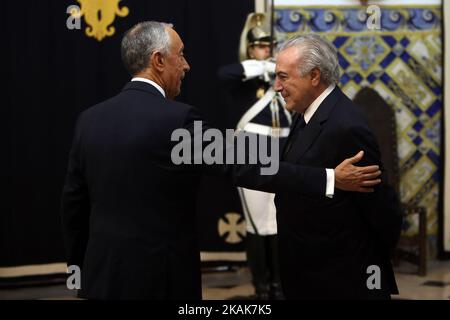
[335,151,381,193]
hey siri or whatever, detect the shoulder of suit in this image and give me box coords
[161,99,200,118]
[328,93,371,131]
[76,91,201,130]
[77,95,117,121]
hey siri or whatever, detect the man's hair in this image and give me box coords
[121,21,173,76]
[279,34,340,85]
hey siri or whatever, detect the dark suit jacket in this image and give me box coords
[60,81,327,300]
[277,86,402,300]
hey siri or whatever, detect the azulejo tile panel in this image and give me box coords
[275,6,442,255]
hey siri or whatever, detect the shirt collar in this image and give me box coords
[131,77,166,98]
[303,84,336,124]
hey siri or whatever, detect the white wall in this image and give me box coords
[443,0,450,253]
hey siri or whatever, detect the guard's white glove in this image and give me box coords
[241,59,266,80]
[262,60,276,82]
[263,60,276,75]
[241,59,276,82]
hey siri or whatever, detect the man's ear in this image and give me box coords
[310,68,321,87]
[151,51,165,72]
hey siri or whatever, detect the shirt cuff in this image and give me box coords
[325,168,335,198]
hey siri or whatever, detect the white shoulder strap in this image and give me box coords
[236,88,277,130]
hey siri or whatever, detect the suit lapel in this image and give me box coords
[285,86,342,162]
[281,112,300,160]
[285,120,322,162]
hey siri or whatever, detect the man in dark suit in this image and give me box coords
[274,34,402,299]
[61,22,383,300]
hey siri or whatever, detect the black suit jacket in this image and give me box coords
[60,81,327,299]
[276,86,402,300]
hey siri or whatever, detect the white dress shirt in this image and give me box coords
[303,84,336,198]
[131,77,166,98]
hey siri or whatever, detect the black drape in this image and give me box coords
[2,0,253,270]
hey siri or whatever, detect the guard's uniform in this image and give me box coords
[218,52,291,299]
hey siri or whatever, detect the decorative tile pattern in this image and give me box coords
[275,6,442,254]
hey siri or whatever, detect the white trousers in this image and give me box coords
[238,187,277,235]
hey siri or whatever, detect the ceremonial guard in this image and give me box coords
[218,13,291,300]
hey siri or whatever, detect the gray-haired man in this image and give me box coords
[274,34,402,299]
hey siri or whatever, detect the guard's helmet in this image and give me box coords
[246,26,272,46]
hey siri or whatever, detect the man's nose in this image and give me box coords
[274,77,282,92]
[184,58,190,72]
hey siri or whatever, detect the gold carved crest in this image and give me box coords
[76,0,129,41]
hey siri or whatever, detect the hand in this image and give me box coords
[241,59,266,80]
[335,151,381,193]
[263,60,276,74]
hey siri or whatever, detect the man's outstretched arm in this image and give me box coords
[181,107,381,196]
[228,149,381,197]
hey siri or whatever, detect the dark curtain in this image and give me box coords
[1,0,253,269]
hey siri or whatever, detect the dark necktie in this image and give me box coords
[283,113,306,158]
